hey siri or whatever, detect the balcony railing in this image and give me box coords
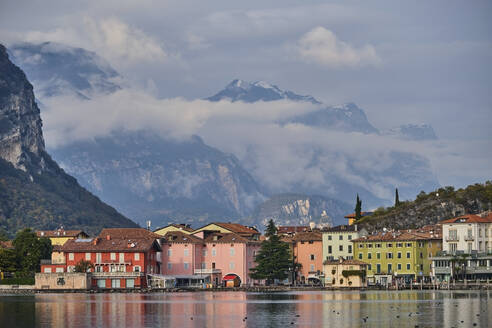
[194,269,221,274]
[464,236,474,241]
[445,236,459,242]
[92,272,143,278]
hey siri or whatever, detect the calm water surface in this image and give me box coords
[0,290,490,327]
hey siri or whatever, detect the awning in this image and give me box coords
[223,274,239,280]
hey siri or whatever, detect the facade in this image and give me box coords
[192,222,261,240]
[323,258,367,287]
[36,229,89,245]
[431,213,492,281]
[322,225,367,261]
[40,228,162,289]
[292,232,323,284]
[353,226,442,284]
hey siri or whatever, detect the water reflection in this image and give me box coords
[0,290,490,327]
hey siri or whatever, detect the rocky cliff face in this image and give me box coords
[249,193,352,229]
[0,44,45,172]
[51,131,266,226]
[0,44,138,236]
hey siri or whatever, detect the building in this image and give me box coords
[344,212,373,226]
[323,258,368,288]
[36,229,89,245]
[292,232,323,284]
[431,213,492,282]
[277,226,311,237]
[154,224,194,236]
[322,225,367,262]
[40,228,162,289]
[192,222,261,240]
[353,226,442,285]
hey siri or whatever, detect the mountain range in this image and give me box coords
[6,41,441,229]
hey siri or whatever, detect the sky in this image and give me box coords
[0,0,491,194]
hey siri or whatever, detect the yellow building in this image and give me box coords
[352,225,442,284]
[154,224,194,236]
[36,229,89,246]
[344,212,373,225]
[323,258,368,288]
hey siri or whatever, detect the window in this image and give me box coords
[348,235,352,240]
[367,264,372,271]
[95,266,103,272]
[212,248,217,256]
[119,253,125,263]
[184,249,189,257]
[202,249,207,257]
[126,279,135,288]
[339,245,343,252]
[387,253,393,259]
[310,264,315,272]
[309,241,314,244]
[44,267,52,273]
[111,279,120,288]
[358,253,363,260]
[387,264,392,274]
[230,248,235,256]
[85,253,91,261]
[397,243,403,248]
[348,245,352,254]
[134,253,140,261]
[110,252,116,261]
[397,263,402,270]
[328,246,332,254]
[310,254,315,260]
[479,228,482,238]
[167,263,172,270]
[376,243,381,248]
[328,235,332,240]
[450,243,457,253]
[368,253,372,259]
[96,253,102,263]
[359,244,364,248]
[184,262,189,270]
[201,262,206,269]
[419,252,423,259]
[339,235,343,240]
[406,263,411,270]
[449,229,457,240]
[406,252,411,259]
[376,264,381,274]
[55,267,64,273]
[69,253,74,261]
[377,253,381,259]
[467,243,472,253]
[167,249,172,257]
[387,243,393,248]
[229,262,235,269]
[397,252,402,259]
[406,243,412,247]
[367,244,373,248]
[97,280,105,288]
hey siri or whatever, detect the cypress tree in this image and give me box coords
[395,188,400,207]
[355,194,362,221]
[250,219,291,285]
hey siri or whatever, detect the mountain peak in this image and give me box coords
[208,79,321,104]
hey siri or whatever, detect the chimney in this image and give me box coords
[355,224,358,232]
[106,235,111,240]
[93,238,99,245]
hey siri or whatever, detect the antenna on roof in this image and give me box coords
[146,220,151,231]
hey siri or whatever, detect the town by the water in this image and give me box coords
[1,210,491,293]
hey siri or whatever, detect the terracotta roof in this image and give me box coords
[99,228,162,240]
[210,222,260,235]
[0,240,13,249]
[277,226,310,234]
[162,231,202,244]
[352,229,441,243]
[203,232,258,244]
[323,258,368,266]
[36,230,87,238]
[292,231,322,242]
[154,224,194,233]
[344,212,373,219]
[440,214,492,224]
[323,225,358,233]
[60,237,161,252]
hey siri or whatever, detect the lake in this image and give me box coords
[0,290,490,327]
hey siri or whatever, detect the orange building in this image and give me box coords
[292,232,323,284]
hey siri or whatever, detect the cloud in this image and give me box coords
[23,16,168,69]
[297,27,381,68]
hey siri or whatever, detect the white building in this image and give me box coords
[441,214,492,254]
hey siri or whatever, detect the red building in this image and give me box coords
[41,228,162,289]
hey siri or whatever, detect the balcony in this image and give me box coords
[434,267,452,275]
[464,235,474,241]
[92,272,143,278]
[445,236,459,242]
[194,269,221,275]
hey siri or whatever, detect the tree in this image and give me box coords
[355,194,362,221]
[74,260,94,273]
[395,188,400,207]
[250,219,291,285]
[13,228,52,274]
[0,249,17,272]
